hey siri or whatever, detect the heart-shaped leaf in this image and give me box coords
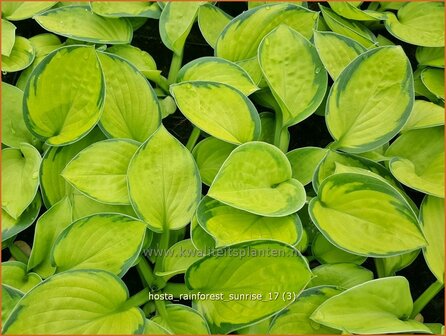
[308,263,373,289]
[3,270,145,334]
[2,261,41,293]
[186,241,312,334]
[209,142,306,216]
[52,214,147,276]
[171,81,261,144]
[421,67,444,99]
[62,139,139,205]
[2,36,35,73]
[90,1,161,19]
[197,196,302,247]
[2,2,56,20]
[198,4,232,49]
[401,100,444,132]
[2,19,16,56]
[259,25,327,127]
[287,147,329,186]
[326,46,413,153]
[152,304,210,334]
[375,250,420,278]
[311,277,431,334]
[309,172,426,257]
[128,125,201,232]
[24,46,104,146]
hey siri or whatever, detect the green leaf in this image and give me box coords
[190,214,216,251]
[2,194,41,242]
[155,239,202,279]
[197,196,302,247]
[2,1,56,20]
[3,270,145,334]
[159,2,204,55]
[24,46,104,146]
[375,250,420,277]
[311,277,431,334]
[269,286,342,334]
[186,241,312,334]
[2,261,41,293]
[40,128,106,207]
[170,81,261,144]
[2,144,41,219]
[2,285,23,326]
[62,139,139,205]
[52,214,147,276]
[385,2,444,47]
[143,319,172,334]
[319,5,376,48]
[421,67,445,100]
[259,25,327,127]
[34,5,132,44]
[198,4,232,48]
[259,112,276,144]
[309,172,427,257]
[308,263,373,289]
[97,52,161,142]
[328,1,386,21]
[208,142,306,217]
[152,304,210,334]
[402,100,444,132]
[314,31,367,80]
[287,147,329,186]
[416,47,444,68]
[192,137,236,186]
[177,57,258,96]
[386,127,444,197]
[248,1,303,9]
[27,197,72,278]
[216,3,317,63]
[2,36,35,73]
[2,19,16,56]
[420,195,444,283]
[90,1,161,19]
[311,232,366,265]
[128,125,201,232]
[326,46,413,153]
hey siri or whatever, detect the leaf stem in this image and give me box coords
[122,287,150,310]
[374,258,387,278]
[186,126,201,152]
[410,280,444,319]
[137,257,156,289]
[167,50,183,85]
[162,282,192,298]
[273,109,289,152]
[9,244,29,264]
[154,75,170,94]
[154,295,168,319]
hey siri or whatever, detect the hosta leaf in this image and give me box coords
[186,241,312,334]
[90,1,161,18]
[53,214,146,276]
[385,2,444,47]
[177,57,258,96]
[2,19,16,56]
[309,172,426,257]
[416,47,444,68]
[2,261,41,293]
[27,197,72,278]
[287,147,329,186]
[197,196,302,247]
[24,46,104,146]
[97,52,161,142]
[2,36,35,73]
[190,215,216,251]
[34,6,132,44]
[216,3,317,63]
[3,270,145,334]
[326,46,413,153]
[311,232,366,265]
[308,263,373,289]
[259,112,276,144]
[269,286,342,334]
[170,82,261,144]
[386,127,444,197]
[2,194,41,242]
[159,2,204,55]
[319,5,376,48]
[198,4,232,48]
[421,67,444,99]
[152,304,210,334]
[259,25,327,127]
[375,250,420,277]
[2,285,23,326]
[40,128,105,207]
[328,1,385,21]
[402,100,444,132]
[143,319,171,334]
[420,195,444,283]
[2,1,56,20]
[2,144,41,219]
[62,139,138,205]
[314,31,367,80]
[248,1,303,9]
[128,125,201,232]
[192,137,236,186]
[311,277,431,334]
[208,142,306,217]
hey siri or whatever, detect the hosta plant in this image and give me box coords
[1,1,444,335]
